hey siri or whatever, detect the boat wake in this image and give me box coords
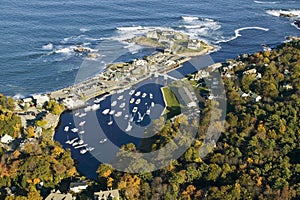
[254,0,278,4]
[216,26,269,43]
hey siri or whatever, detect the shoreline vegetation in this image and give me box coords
[0,36,299,199]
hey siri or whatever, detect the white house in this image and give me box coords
[1,134,14,144]
[69,181,88,193]
[32,94,50,107]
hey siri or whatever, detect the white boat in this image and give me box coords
[94,98,101,103]
[72,142,79,146]
[132,107,138,113]
[80,149,88,154]
[125,122,132,132]
[129,90,135,95]
[151,102,155,107]
[87,147,94,152]
[69,138,78,145]
[129,116,134,123]
[150,93,153,99]
[79,113,87,118]
[109,110,115,115]
[108,116,113,125]
[142,93,147,98]
[117,95,124,100]
[130,98,135,104]
[115,111,122,117]
[146,109,151,115]
[79,121,86,127]
[135,91,141,97]
[74,144,88,149]
[74,112,80,117]
[124,114,129,119]
[84,106,92,112]
[102,109,110,115]
[78,139,84,145]
[135,99,141,105]
[137,112,142,123]
[111,101,117,107]
[99,138,107,143]
[71,128,78,133]
[79,130,85,134]
[91,104,100,111]
[119,102,125,108]
[64,126,69,132]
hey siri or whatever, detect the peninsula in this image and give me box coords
[47,30,215,110]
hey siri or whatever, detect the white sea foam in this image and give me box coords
[216,26,269,43]
[254,0,277,4]
[80,28,90,33]
[291,22,300,30]
[42,43,54,50]
[181,16,199,23]
[55,46,76,55]
[13,93,25,100]
[266,9,300,17]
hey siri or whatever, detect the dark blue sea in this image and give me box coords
[1,0,300,178]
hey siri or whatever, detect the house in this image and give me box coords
[32,94,50,107]
[243,68,257,75]
[283,84,293,90]
[146,31,158,39]
[1,134,14,144]
[94,189,120,200]
[45,190,72,200]
[69,181,88,193]
[187,39,201,50]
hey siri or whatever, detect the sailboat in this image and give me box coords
[64,126,69,132]
[102,108,110,115]
[99,138,107,143]
[137,112,142,123]
[111,101,117,107]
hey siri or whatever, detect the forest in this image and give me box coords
[96,39,300,199]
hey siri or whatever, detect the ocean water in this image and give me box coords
[0,0,299,97]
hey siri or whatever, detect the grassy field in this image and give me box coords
[161,87,181,118]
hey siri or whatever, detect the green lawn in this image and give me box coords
[161,87,181,118]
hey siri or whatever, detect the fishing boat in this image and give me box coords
[119,102,125,108]
[79,121,86,127]
[146,109,151,115]
[115,111,122,117]
[142,93,147,98]
[124,114,129,119]
[151,102,155,107]
[102,108,110,115]
[64,126,69,132]
[99,138,107,143]
[135,91,141,97]
[74,112,80,117]
[135,99,141,105]
[125,122,132,132]
[129,90,135,95]
[130,98,135,104]
[111,101,117,107]
[109,110,115,115]
[79,130,85,134]
[71,128,78,133]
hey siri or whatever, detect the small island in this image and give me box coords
[126,30,216,56]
